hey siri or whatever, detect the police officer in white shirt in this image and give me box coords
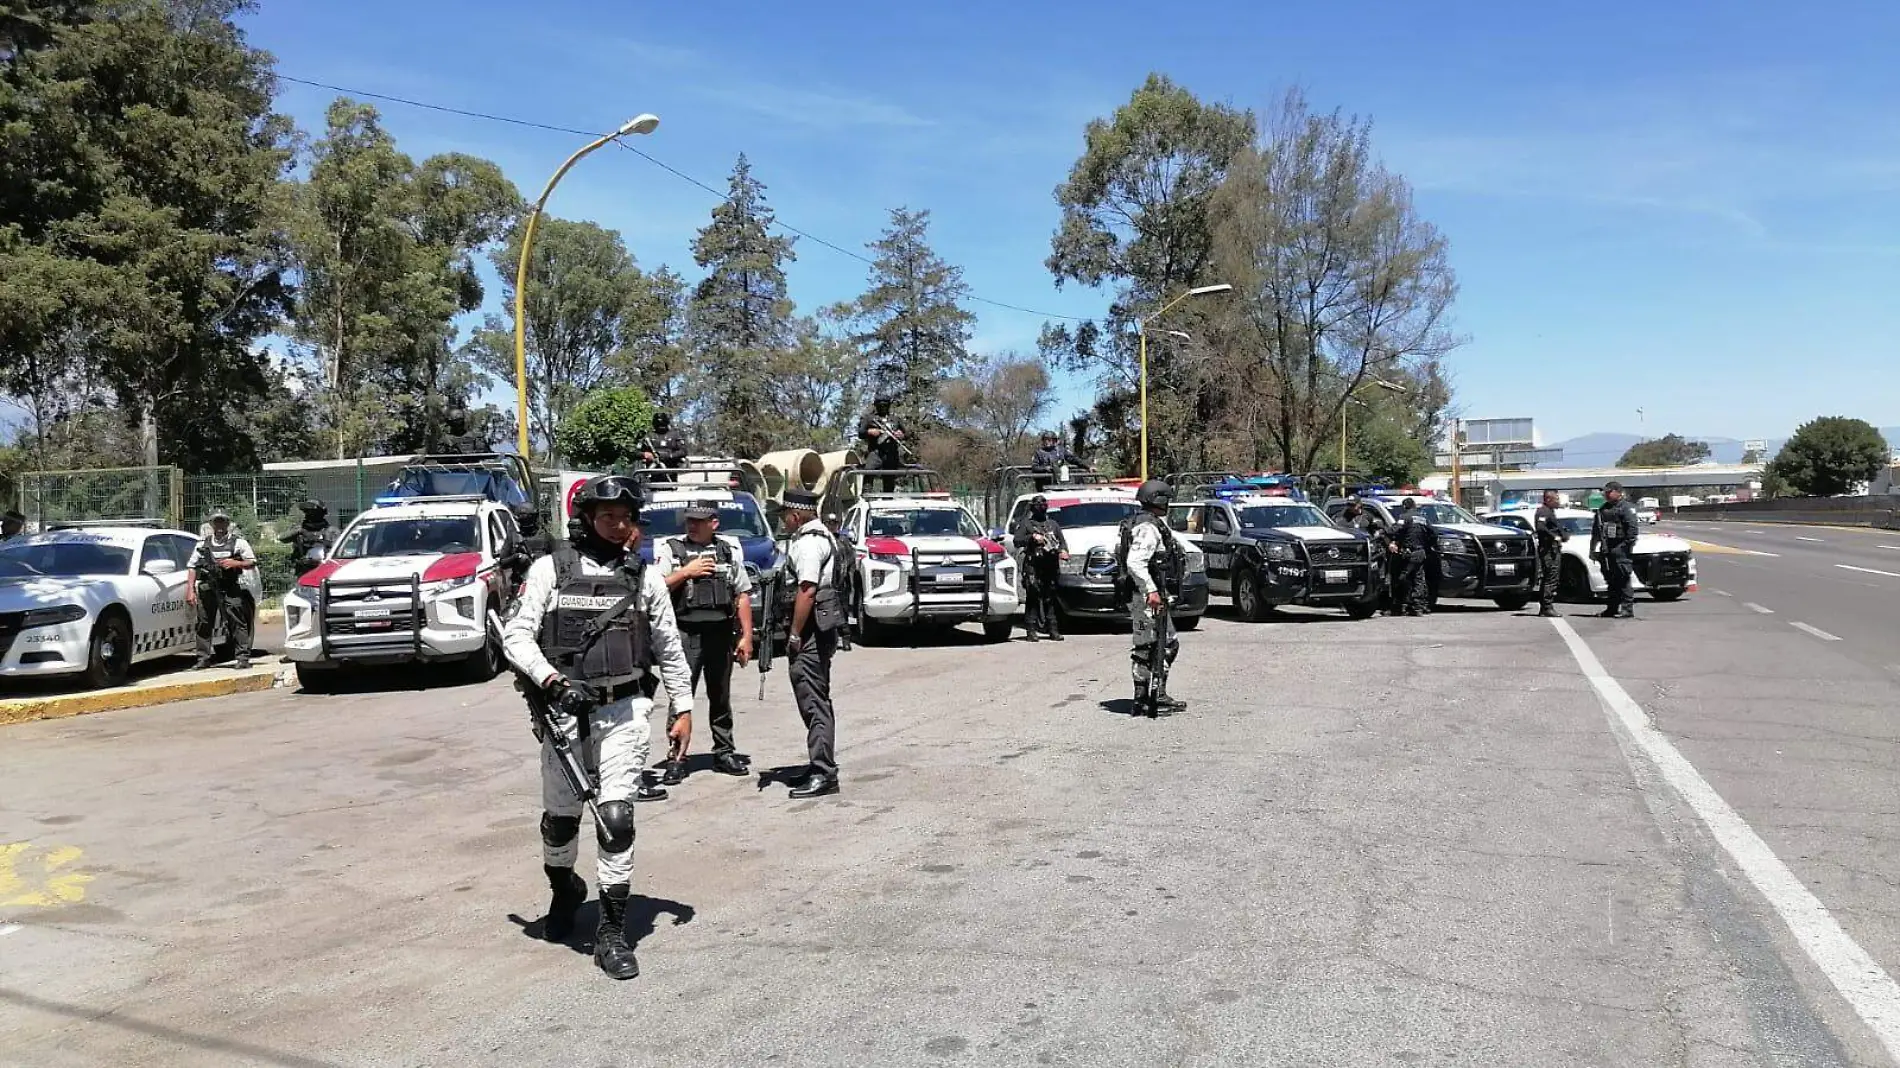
[778,488,845,799]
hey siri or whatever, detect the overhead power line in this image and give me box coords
[277,73,1090,323]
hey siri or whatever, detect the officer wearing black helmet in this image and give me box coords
[1119,479,1190,716]
[278,499,337,578]
[1029,431,1086,477]
[1391,497,1434,616]
[1592,480,1640,619]
[1011,494,1066,641]
[506,503,551,588]
[501,474,693,980]
[639,413,689,483]
[858,397,909,493]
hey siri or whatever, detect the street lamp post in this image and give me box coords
[1138,283,1232,482]
[1340,378,1408,477]
[513,113,660,458]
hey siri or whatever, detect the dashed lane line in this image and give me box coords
[1713,590,1733,597]
[1745,603,1775,614]
[1836,564,1900,579]
[1879,545,1900,552]
[1796,536,1825,543]
[1550,618,1900,1059]
[1791,622,1843,642]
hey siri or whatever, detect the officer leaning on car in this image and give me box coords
[1533,490,1567,617]
[501,473,693,980]
[1592,480,1640,620]
[192,509,256,670]
[653,500,755,786]
[1338,499,1391,613]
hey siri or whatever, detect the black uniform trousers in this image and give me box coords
[1398,550,1430,614]
[788,626,839,777]
[195,579,251,663]
[676,622,739,756]
[1538,543,1563,609]
[1602,548,1635,614]
[1023,559,1060,635]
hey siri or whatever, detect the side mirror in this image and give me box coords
[142,558,180,576]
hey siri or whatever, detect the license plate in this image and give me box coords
[1493,563,1516,576]
[356,608,392,619]
[359,620,392,630]
[934,573,964,585]
[1323,569,1350,584]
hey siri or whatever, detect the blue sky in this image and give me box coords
[247,0,1900,450]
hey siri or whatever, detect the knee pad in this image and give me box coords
[595,800,635,853]
[540,812,581,849]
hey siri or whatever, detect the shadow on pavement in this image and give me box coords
[507,894,696,955]
[755,764,810,791]
[0,987,341,1068]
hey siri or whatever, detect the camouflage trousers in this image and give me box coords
[1129,594,1179,687]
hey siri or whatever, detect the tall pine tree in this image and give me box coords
[833,207,974,426]
[687,155,798,457]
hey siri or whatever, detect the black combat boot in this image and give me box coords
[542,865,586,943]
[660,758,687,786]
[594,883,640,980]
[1045,606,1064,641]
[1538,605,1559,618]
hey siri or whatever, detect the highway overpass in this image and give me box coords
[1423,463,1764,505]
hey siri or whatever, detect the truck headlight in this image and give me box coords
[22,604,86,627]
[1261,542,1295,561]
[1437,535,1471,554]
[423,574,478,597]
[1059,554,1085,575]
[1185,552,1206,574]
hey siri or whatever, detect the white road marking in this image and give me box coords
[1796,536,1824,543]
[1550,618,1900,1058]
[1713,590,1733,597]
[1879,545,1900,552]
[1791,622,1843,642]
[0,924,19,937]
[1837,564,1900,579]
[1745,603,1775,615]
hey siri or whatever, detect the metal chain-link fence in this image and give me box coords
[17,467,183,528]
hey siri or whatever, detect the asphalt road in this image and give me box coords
[3,584,1898,1066]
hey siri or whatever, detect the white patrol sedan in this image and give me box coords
[282,497,517,691]
[1483,508,1697,602]
[0,525,263,689]
[843,496,1022,642]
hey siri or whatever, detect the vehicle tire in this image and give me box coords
[982,619,1014,643]
[1345,601,1378,620]
[459,629,504,683]
[1651,589,1685,602]
[1173,614,1202,631]
[81,611,133,689]
[296,663,340,694]
[1233,568,1273,623]
[1560,558,1590,602]
[1492,594,1531,612]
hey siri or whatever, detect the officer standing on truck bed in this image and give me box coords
[653,500,755,785]
[501,474,693,980]
[1533,490,1567,617]
[858,397,909,494]
[639,412,689,478]
[1391,498,1433,617]
[1592,481,1640,619]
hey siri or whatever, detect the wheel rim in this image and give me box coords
[101,623,128,674]
[1237,574,1256,615]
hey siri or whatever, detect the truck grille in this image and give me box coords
[1305,541,1368,564]
[320,575,423,658]
[1634,551,1691,587]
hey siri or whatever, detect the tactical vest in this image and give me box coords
[669,537,735,626]
[539,547,654,682]
[1395,513,1433,552]
[782,528,848,633]
[195,534,246,589]
[1114,513,1182,599]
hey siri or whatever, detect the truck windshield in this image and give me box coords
[1047,501,1140,528]
[642,498,771,539]
[334,517,480,558]
[1235,504,1331,529]
[1417,503,1480,525]
[866,508,981,538]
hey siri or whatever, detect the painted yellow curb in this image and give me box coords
[0,668,282,727]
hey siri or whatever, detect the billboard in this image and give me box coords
[1459,418,1536,449]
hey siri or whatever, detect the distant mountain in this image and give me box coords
[1543,426,1900,468]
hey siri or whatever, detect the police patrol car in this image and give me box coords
[999,486,1208,628]
[1482,507,1696,602]
[0,523,262,689]
[843,491,1022,642]
[1324,493,1538,610]
[1171,495,1382,621]
[282,495,517,691]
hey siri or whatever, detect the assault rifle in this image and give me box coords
[869,415,919,464]
[1144,594,1173,716]
[519,669,600,823]
[757,571,777,700]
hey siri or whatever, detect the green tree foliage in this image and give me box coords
[0,0,295,473]
[1616,433,1712,468]
[1766,417,1888,497]
[286,99,519,458]
[553,386,654,472]
[773,316,866,449]
[831,207,974,423]
[1209,90,1460,476]
[940,353,1054,465]
[1040,73,1255,474]
[1343,400,1433,485]
[688,155,798,457]
[466,216,674,463]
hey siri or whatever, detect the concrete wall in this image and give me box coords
[1675,496,1900,529]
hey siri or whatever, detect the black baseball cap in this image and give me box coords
[683,500,720,520]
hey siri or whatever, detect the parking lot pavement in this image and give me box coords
[1,606,1892,1066]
